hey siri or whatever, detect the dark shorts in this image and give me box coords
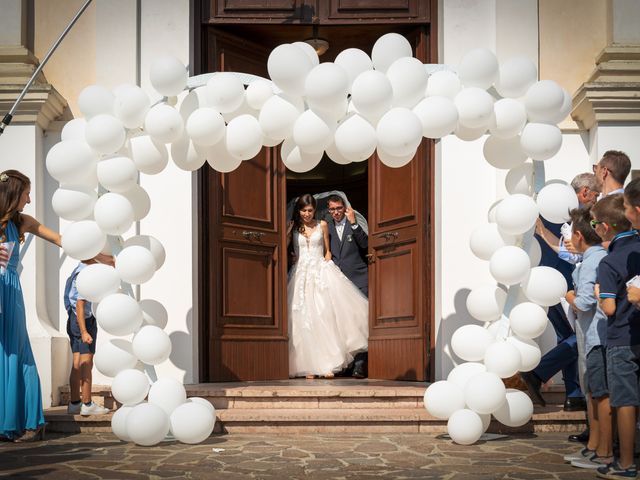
[585,346,608,398]
[66,311,97,355]
[606,344,640,407]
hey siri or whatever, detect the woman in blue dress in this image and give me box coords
[0,170,59,441]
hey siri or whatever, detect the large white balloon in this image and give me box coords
[97,155,138,193]
[207,73,245,113]
[112,369,149,406]
[483,340,522,378]
[305,62,349,111]
[424,381,466,420]
[464,372,507,415]
[489,245,531,285]
[509,302,548,339]
[451,324,494,361]
[447,409,484,445]
[120,184,151,221]
[482,135,527,170]
[469,223,516,261]
[447,362,487,391]
[61,118,87,142]
[325,141,352,165]
[187,397,216,415]
[144,104,184,144]
[61,220,106,261]
[495,194,538,235]
[454,88,495,129]
[376,108,422,157]
[387,56,428,108]
[521,266,568,306]
[245,80,274,110]
[292,41,319,67]
[94,339,138,378]
[149,56,187,97]
[548,88,572,125]
[171,134,206,171]
[170,402,216,444]
[350,70,393,124]
[334,114,377,162]
[371,33,413,73]
[258,95,301,141]
[148,378,186,416]
[267,44,314,96]
[76,263,120,303]
[524,80,564,123]
[466,285,507,322]
[537,183,579,224]
[123,235,165,270]
[376,147,415,169]
[457,48,499,90]
[130,135,169,175]
[520,123,562,161]
[425,70,461,99]
[116,245,157,285]
[204,136,242,173]
[505,162,534,195]
[46,140,98,186]
[506,335,542,371]
[114,84,150,129]
[334,48,373,93]
[226,114,263,160]
[493,389,534,427]
[139,299,168,329]
[126,402,170,446]
[489,99,527,138]
[494,56,537,98]
[186,107,225,147]
[454,123,487,142]
[111,405,134,441]
[133,325,172,365]
[78,85,114,118]
[281,138,323,173]
[96,293,143,336]
[52,185,97,221]
[292,110,332,154]
[85,114,126,155]
[412,96,458,139]
[94,192,134,236]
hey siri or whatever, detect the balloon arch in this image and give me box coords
[45,33,576,446]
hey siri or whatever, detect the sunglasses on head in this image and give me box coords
[590,219,616,229]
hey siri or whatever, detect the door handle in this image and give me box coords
[379,232,399,241]
[366,253,376,264]
[241,231,266,241]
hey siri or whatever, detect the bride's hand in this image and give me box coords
[324,253,331,262]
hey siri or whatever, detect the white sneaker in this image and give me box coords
[564,448,595,462]
[80,402,110,416]
[67,402,81,415]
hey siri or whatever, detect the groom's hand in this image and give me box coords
[346,207,356,225]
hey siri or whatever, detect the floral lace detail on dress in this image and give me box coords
[290,228,329,322]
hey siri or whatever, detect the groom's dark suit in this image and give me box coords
[327,219,368,296]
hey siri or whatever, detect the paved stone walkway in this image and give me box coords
[0,432,611,479]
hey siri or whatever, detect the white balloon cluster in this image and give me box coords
[46,56,215,446]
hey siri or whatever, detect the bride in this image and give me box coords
[287,193,369,378]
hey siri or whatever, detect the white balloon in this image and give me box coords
[334,48,373,93]
[412,96,458,139]
[387,57,428,108]
[61,118,87,142]
[457,48,499,90]
[97,156,138,193]
[112,369,149,406]
[178,87,212,122]
[133,325,172,365]
[188,397,216,415]
[334,114,376,162]
[148,378,186,416]
[489,99,527,138]
[61,220,106,261]
[547,88,572,125]
[267,43,314,96]
[46,140,98,185]
[123,235,165,270]
[537,183,579,224]
[130,135,169,175]
[292,41,319,67]
[521,266,568,306]
[489,246,531,285]
[85,114,126,155]
[94,339,138,378]
[116,245,157,284]
[325,142,352,165]
[207,73,245,113]
[93,192,134,236]
[246,80,274,110]
[483,135,527,170]
[111,405,134,441]
[454,87,495,129]
[506,335,542,371]
[527,236,542,267]
[144,104,184,144]
[258,95,301,141]
[76,263,120,303]
[451,324,494,361]
[120,184,151,221]
[464,372,507,415]
[221,96,259,125]
[170,134,206,171]
[525,80,565,123]
[495,194,538,235]
[350,70,393,124]
[469,223,516,261]
[376,108,422,157]
[520,123,562,161]
[170,402,216,444]
[425,70,462,99]
[204,136,242,173]
[126,402,170,446]
[447,362,487,391]
[454,123,487,142]
[371,33,413,74]
[424,381,466,420]
[139,299,168,329]
[149,56,187,97]
[281,138,322,173]
[466,286,507,322]
[509,302,548,339]
[483,340,522,378]
[96,293,143,336]
[304,62,349,111]
[52,185,97,221]
[78,85,114,118]
[505,161,534,195]
[493,389,534,427]
[447,409,484,445]
[376,147,415,169]
[494,56,537,98]
[114,84,150,129]
[226,114,263,160]
[186,107,225,147]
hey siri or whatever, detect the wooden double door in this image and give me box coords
[197,25,434,383]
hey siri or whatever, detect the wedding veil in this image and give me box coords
[286,190,369,235]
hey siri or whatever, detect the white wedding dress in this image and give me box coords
[288,226,369,377]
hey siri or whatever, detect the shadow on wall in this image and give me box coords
[168,307,194,384]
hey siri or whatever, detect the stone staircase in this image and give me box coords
[46,379,585,434]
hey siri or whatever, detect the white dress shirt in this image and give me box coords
[335,218,358,241]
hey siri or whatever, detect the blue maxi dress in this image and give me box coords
[0,221,45,438]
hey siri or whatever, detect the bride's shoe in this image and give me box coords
[15,424,45,443]
[305,374,315,380]
[323,372,335,379]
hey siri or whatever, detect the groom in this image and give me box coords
[326,194,369,378]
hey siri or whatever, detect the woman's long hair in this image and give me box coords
[0,170,30,243]
[292,194,316,234]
